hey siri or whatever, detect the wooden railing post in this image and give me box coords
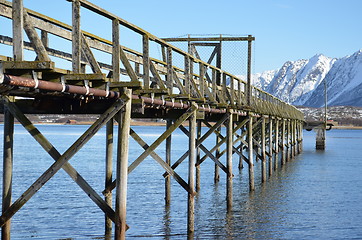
[12,0,23,61]
[199,63,205,99]
[72,0,81,73]
[184,55,190,95]
[112,19,120,82]
[166,47,173,93]
[143,34,150,89]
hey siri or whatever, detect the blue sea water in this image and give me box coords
[0,125,362,239]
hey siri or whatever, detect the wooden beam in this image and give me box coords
[105,119,114,236]
[23,10,50,61]
[226,112,233,212]
[188,108,196,233]
[72,0,81,72]
[149,61,167,90]
[261,117,267,183]
[2,106,14,240]
[162,36,255,42]
[248,114,255,191]
[81,33,102,73]
[165,120,172,205]
[12,0,23,61]
[143,34,150,89]
[115,89,132,240]
[269,118,273,176]
[112,19,120,81]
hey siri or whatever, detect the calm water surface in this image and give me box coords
[1,125,362,239]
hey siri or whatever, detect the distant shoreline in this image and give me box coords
[2,121,362,130]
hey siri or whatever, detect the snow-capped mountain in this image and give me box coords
[252,49,362,107]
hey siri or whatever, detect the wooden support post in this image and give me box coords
[261,117,267,183]
[2,107,14,240]
[226,112,233,211]
[286,120,291,162]
[268,118,273,176]
[196,121,202,192]
[274,119,279,170]
[112,19,120,82]
[298,121,303,153]
[238,126,244,170]
[214,126,220,182]
[115,89,132,240]
[143,34,150,89]
[12,0,24,61]
[72,0,81,73]
[188,107,197,234]
[105,120,113,236]
[165,120,172,205]
[293,120,297,156]
[281,119,286,166]
[248,115,255,191]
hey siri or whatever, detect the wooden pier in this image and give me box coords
[0,0,304,239]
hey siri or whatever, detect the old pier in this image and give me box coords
[0,0,304,239]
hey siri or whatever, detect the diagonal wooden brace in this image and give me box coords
[1,96,125,224]
[178,125,229,175]
[162,113,230,177]
[104,103,198,194]
[0,96,128,227]
[129,129,195,196]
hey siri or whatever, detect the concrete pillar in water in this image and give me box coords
[315,127,326,150]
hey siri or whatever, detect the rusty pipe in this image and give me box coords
[0,73,235,115]
[0,74,119,98]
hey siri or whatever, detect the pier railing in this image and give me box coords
[0,0,303,120]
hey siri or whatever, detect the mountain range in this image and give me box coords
[250,49,362,107]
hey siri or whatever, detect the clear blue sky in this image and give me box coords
[11,0,362,73]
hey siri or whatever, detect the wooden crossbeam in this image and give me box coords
[104,103,198,193]
[129,129,194,195]
[163,113,230,177]
[178,125,229,175]
[1,97,119,224]
[0,96,128,227]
